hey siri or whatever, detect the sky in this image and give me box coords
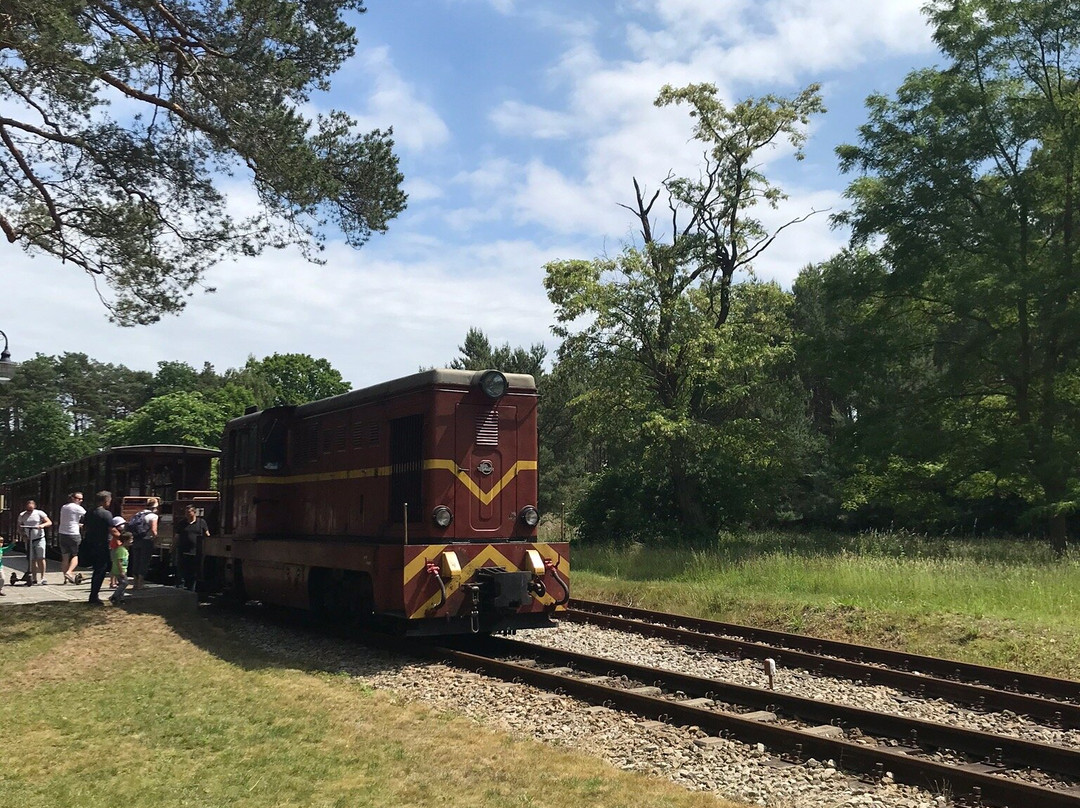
[3,0,942,390]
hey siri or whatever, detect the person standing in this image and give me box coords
[17,499,52,585]
[82,491,113,605]
[175,505,210,591]
[109,532,133,606]
[58,491,86,584]
[107,517,125,589]
[127,497,159,590]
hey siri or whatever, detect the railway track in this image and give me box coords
[224,600,1080,806]
[415,634,1080,808]
[565,599,1080,727]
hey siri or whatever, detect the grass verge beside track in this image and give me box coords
[0,600,738,808]
[573,532,1080,680]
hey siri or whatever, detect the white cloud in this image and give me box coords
[489,101,576,139]
[344,46,450,153]
[460,0,933,253]
[0,231,578,388]
[625,0,934,84]
[404,178,444,202]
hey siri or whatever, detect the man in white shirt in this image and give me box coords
[58,491,86,584]
[17,499,53,585]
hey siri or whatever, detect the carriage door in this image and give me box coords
[456,403,516,534]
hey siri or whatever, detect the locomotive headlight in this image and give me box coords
[520,505,539,527]
[479,370,508,400]
[432,505,453,528]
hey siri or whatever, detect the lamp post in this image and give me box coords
[0,330,14,383]
[0,329,15,582]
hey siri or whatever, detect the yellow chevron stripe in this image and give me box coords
[407,545,528,617]
[423,459,537,506]
[404,545,449,581]
[406,543,569,618]
[231,458,537,505]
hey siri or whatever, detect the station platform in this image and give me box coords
[0,551,187,605]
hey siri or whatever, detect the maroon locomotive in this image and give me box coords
[200,368,569,634]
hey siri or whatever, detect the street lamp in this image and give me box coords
[0,330,14,383]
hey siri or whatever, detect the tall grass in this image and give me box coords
[572,530,1080,675]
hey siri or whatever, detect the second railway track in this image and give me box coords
[419,634,1080,808]
[565,599,1080,728]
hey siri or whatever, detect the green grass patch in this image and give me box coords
[573,531,1080,678]
[0,601,738,808]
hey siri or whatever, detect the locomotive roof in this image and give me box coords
[295,368,537,419]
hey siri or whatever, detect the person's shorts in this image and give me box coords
[29,538,46,560]
[59,534,82,556]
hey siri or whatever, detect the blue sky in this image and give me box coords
[5,0,940,389]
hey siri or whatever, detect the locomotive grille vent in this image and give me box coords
[298,426,318,464]
[333,425,347,452]
[351,423,381,449]
[476,409,499,446]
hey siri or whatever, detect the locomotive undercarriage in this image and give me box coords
[198,548,565,636]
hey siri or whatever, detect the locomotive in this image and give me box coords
[199,368,569,635]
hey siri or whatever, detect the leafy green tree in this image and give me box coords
[2,400,79,480]
[231,353,350,408]
[149,360,227,399]
[545,82,825,537]
[1,0,406,324]
[793,251,962,529]
[54,353,153,433]
[104,391,231,448]
[0,353,153,479]
[835,0,1080,550]
[448,327,547,378]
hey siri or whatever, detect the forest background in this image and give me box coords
[3,1,1080,551]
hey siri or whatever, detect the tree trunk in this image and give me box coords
[1050,513,1068,558]
[1044,477,1069,557]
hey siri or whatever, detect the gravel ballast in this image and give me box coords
[232,615,960,808]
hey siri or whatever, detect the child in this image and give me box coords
[108,516,124,589]
[109,531,133,605]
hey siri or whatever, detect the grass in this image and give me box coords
[571,530,1080,679]
[0,600,739,808]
